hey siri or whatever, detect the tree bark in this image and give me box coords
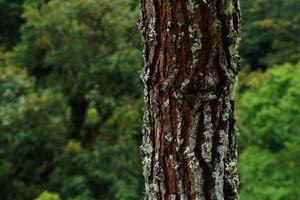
[139,0,241,200]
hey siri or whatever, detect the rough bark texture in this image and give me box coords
[139,0,241,199]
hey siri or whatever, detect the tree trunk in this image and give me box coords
[139,0,241,200]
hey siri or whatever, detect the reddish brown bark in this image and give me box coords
[139,1,241,199]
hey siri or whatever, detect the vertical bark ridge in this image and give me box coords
[139,0,241,199]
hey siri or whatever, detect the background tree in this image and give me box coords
[238,62,300,200]
[0,0,144,199]
[0,0,43,49]
[240,0,300,70]
[139,0,241,199]
[0,0,299,199]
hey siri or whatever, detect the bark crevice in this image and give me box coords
[140,0,241,199]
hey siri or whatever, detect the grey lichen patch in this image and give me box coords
[184,99,205,199]
[145,157,166,200]
[201,103,213,163]
[222,112,229,121]
[164,97,170,108]
[177,21,184,28]
[167,21,172,33]
[184,147,198,169]
[191,41,202,54]
[184,146,204,200]
[223,134,239,200]
[140,142,153,179]
[228,31,241,71]
[201,56,218,89]
[222,75,238,121]
[228,31,241,49]
[215,98,223,120]
[180,79,190,92]
[230,76,239,99]
[176,21,185,44]
[145,0,157,43]
[164,98,173,142]
[169,154,187,200]
[204,73,217,89]
[176,108,184,151]
[202,92,217,101]
[146,183,160,200]
[225,159,239,195]
[174,91,183,100]
[142,157,152,178]
[186,0,199,14]
[165,132,173,142]
[223,0,234,16]
[211,18,222,33]
[141,142,154,155]
[140,65,151,83]
[188,24,202,69]
[169,155,179,170]
[140,89,154,190]
[212,129,229,200]
[201,136,213,163]
[179,31,185,41]
[219,129,228,145]
[148,22,157,42]
[180,194,188,200]
[184,154,203,200]
[221,94,232,121]
[226,160,238,175]
[212,162,225,200]
[137,10,144,33]
[188,24,202,43]
[218,50,230,76]
[169,194,176,200]
[194,97,202,112]
[162,69,179,91]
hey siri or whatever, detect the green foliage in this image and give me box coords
[0,50,69,200]
[0,0,143,199]
[238,63,300,199]
[35,191,61,200]
[14,0,143,142]
[1,0,300,199]
[239,141,300,200]
[15,0,142,97]
[238,63,300,151]
[0,0,24,48]
[48,100,143,200]
[0,0,42,48]
[241,0,300,70]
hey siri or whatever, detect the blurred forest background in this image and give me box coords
[0,0,299,199]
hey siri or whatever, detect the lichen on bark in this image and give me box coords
[139,0,241,199]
